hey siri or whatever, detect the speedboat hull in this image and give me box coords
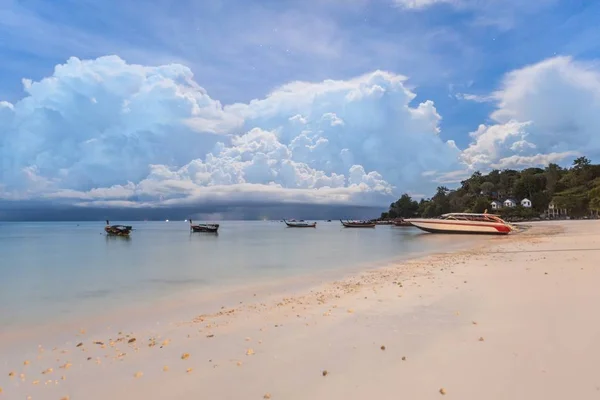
[407,219,511,235]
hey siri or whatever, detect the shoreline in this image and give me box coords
[3,221,600,399]
[0,229,491,339]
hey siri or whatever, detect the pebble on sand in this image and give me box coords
[163,366,169,372]
[263,393,272,399]
[8,371,14,377]
[181,353,190,360]
[128,338,136,344]
[478,337,485,342]
[24,360,30,365]
[472,321,478,325]
[237,361,243,366]
[402,356,406,361]
[322,370,328,376]
[134,371,143,378]
[439,388,447,395]
[186,368,193,373]
[60,396,70,400]
[380,345,386,351]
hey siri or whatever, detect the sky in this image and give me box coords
[1,0,600,217]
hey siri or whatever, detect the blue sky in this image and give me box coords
[1,0,600,209]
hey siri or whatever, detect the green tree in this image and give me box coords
[389,194,419,218]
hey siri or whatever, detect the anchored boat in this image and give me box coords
[284,219,317,228]
[340,219,376,228]
[189,219,219,233]
[406,213,514,235]
[104,220,133,236]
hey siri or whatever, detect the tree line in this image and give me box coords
[381,157,600,220]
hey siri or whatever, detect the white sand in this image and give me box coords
[2,220,600,399]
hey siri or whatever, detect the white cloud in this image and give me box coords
[3,54,600,209]
[461,56,600,171]
[0,56,460,207]
[394,0,456,10]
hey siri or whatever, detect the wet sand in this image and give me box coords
[1,220,600,399]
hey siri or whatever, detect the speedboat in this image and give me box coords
[406,213,514,235]
[284,219,317,228]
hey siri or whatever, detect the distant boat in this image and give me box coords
[393,219,412,227]
[189,219,219,233]
[340,219,376,228]
[104,220,133,236]
[406,213,513,235]
[284,219,317,228]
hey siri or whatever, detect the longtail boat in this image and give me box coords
[393,218,413,227]
[284,219,317,228]
[189,219,219,233]
[340,219,376,228]
[104,220,133,236]
[406,213,514,235]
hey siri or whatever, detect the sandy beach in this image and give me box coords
[2,220,600,399]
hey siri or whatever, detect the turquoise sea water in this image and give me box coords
[0,221,485,329]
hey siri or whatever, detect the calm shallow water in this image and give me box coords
[0,221,487,329]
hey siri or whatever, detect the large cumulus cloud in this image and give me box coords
[456,56,600,175]
[0,55,460,207]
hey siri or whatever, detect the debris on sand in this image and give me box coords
[128,338,136,344]
[42,368,53,375]
[181,353,190,360]
[76,342,83,347]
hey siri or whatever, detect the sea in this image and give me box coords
[0,221,489,331]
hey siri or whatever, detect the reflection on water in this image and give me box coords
[0,221,486,328]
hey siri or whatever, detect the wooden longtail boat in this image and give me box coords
[284,219,317,228]
[393,218,413,227]
[104,220,133,236]
[340,219,376,228]
[189,219,219,233]
[406,213,514,235]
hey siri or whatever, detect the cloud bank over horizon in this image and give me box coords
[1,54,599,209]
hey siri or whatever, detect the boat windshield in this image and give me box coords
[440,213,508,224]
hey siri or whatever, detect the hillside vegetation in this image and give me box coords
[381,157,600,220]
